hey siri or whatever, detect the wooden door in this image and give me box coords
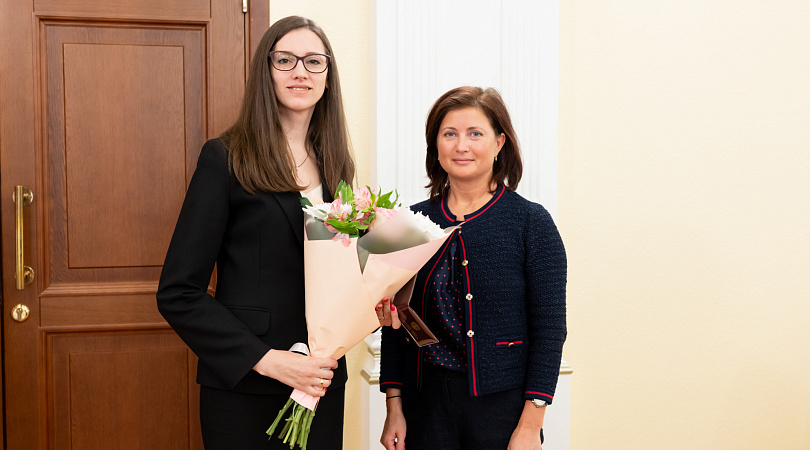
[0,1,267,448]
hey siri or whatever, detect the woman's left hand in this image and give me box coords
[375,297,401,329]
[507,425,542,450]
[507,400,545,449]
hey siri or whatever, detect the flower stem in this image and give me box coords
[268,398,318,448]
[266,398,294,438]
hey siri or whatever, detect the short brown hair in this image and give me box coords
[424,86,522,201]
[222,16,355,194]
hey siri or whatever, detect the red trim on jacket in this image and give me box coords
[440,199,454,222]
[526,391,554,400]
[496,341,524,346]
[439,185,506,223]
[464,185,506,221]
[458,234,478,395]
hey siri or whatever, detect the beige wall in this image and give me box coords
[267,1,810,449]
[268,3,373,449]
[560,1,810,448]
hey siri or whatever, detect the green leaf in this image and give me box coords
[375,189,400,209]
[324,219,357,235]
[335,180,353,204]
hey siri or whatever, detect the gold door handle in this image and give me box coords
[13,186,35,290]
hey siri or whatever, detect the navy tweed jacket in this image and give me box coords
[380,186,567,403]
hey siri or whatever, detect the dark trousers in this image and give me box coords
[402,364,542,450]
[200,385,344,450]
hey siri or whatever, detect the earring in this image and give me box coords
[495,154,498,162]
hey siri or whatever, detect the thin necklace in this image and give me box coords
[295,152,310,171]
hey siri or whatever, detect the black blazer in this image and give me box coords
[157,139,347,394]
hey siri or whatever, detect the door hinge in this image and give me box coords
[242,0,248,13]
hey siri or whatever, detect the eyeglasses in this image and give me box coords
[268,51,330,73]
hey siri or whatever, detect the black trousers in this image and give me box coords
[200,385,344,450]
[402,364,542,450]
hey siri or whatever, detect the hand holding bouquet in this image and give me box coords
[266,181,455,448]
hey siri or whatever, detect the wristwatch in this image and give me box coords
[530,399,547,408]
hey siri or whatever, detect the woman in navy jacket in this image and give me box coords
[380,87,567,450]
[157,16,355,449]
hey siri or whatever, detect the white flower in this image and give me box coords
[400,208,445,240]
[302,204,329,221]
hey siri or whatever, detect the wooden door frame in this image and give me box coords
[248,0,269,67]
[0,2,267,448]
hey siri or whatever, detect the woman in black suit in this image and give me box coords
[157,16,356,449]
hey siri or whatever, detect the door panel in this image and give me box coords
[1,1,267,448]
[61,38,189,268]
[44,22,201,280]
[48,330,194,449]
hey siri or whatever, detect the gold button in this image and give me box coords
[467,330,474,338]
[461,260,468,266]
[508,342,515,348]
[465,293,473,301]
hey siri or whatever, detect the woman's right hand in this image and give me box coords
[381,390,407,450]
[376,297,402,329]
[252,349,337,397]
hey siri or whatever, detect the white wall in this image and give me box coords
[373,0,560,216]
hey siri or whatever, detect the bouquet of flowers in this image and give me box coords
[266,181,455,449]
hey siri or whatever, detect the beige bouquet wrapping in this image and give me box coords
[266,182,455,449]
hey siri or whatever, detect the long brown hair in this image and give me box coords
[221,16,355,194]
[424,86,522,201]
